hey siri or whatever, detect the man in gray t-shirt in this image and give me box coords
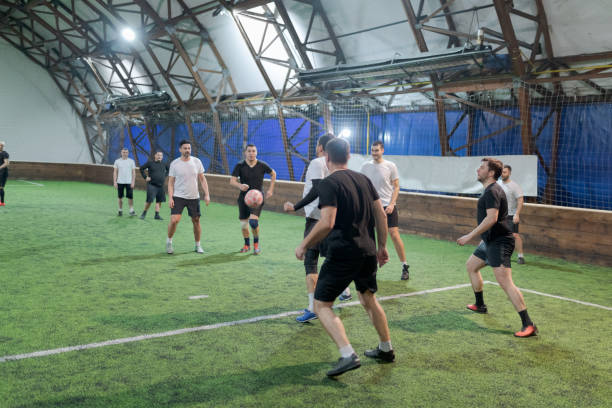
[113,148,136,216]
[499,164,525,264]
[360,141,410,280]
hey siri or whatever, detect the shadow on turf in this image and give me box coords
[520,260,585,274]
[391,310,510,336]
[75,251,250,266]
[177,252,251,267]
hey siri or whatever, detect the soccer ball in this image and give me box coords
[244,189,263,208]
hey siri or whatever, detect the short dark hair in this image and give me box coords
[245,144,256,150]
[121,147,129,151]
[317,134,334,151]
[504,164,512,172]
[154,150,163,154]
[326,138,350,164]
[372,140,384,149]
[482,157,503,180]
[179,140,191,147]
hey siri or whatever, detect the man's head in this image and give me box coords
[245,144,257,161]
[325,138,350,165]
[501,164,512,182]
[154,151,163,162]
[0,141,5,151]
[179,140,191,157]
[371,140,384,161]
[120,148,129,159]
[478,157,503,183]
[316,133,334,156]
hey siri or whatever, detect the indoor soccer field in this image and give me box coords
[1,180,610,407]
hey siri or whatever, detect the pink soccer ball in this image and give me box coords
[244,189,263,208]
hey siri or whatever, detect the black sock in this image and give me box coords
[253,237,259,244]
[0,189,4,203]
[142,210,147,215]
[518,309,533,327]
[474,291,484,306]
[155,211,159,216]
[244,237,250,247]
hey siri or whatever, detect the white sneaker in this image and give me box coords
[166,242,174,254]
[129,209,136,216]
[195,245,204,254]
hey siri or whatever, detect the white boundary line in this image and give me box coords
[1,282,609,363]
[188,295,209,300]
[484,281,612,311]
[12,180,44,186]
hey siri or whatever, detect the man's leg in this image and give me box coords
[240,219,250,252]
[141,201,152,219]
[492,266,536,336]
[192,216,203,253]
[314,300,351,349]
[249,215,261,254]
[296,249,319,322]
[514,232,525,263]
[0,186,5,204]
[359,290,396,362]
[466,253,488,313]
[166,214,181,254]
[389,227,406,263]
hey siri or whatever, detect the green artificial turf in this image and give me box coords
[1,180,610,407]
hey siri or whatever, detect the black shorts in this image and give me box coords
[314,255,378,302]
[237,193,264,219]
[171,196,201,217]
[506,216,519,233]
[473,238,515,268]
[304,217,321,275]
[384,205,399,228]
[146,183,166,203]
[0,170,7,188]
[117,183,133,199]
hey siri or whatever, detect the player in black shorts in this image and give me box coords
[0,141,9,206]
[457,158,537,338]
[230,144,276,255]
[139,151,169,220]
[296,138,395,377]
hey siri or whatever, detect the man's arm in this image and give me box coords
[514,196,524,223]
[131,167,136,188]
[230,176,249,191]
[285,179,321,212]
[373,199,389,266]
[386,178,400,214]
[198,173,210,206]
[140,162,149,180]
[295,206,335,260]
[266,169,277,199]
[457,208,498,246]
[113,167,118,188]
[167,176,175,208]
[0,159,8,170]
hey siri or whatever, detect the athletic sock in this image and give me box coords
[518,252,524,257]
[402,262,408,266]
[167,237,172,244]
[244,237,250,247]
[342,287,351,297]
[142,210,147,216]
[129,207,134,212]
[155,211,159,216]
[195,241,200,247]
[475,291,484,306]
[519,309,533,327]
[0,189,4,202]
[379,341,392,352]
[339,345,355,358]
[253,237,259,244]
[308,293,314,312]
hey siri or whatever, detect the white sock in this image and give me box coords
[402,261,408,266]
[167,237,172,244]
[518,253,524,257]
[339,345,355,358]
[130,207,134,211]
[196,241,201,247]
[379,341,392,352]
[308,293,314,311]
[342,287,351,296]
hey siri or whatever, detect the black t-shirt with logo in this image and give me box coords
[140,160,169,187]
[0,151,8,173]
[478,182,512,243]
[318,169,380,259]
[231,160,273,195]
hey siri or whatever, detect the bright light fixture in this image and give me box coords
[339,128,351,138]
[121,28,136,42]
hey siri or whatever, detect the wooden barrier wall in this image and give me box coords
[10,161,612,266]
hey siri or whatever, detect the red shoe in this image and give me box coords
[467,304,487,314]
[0,202,5,206]
[514,324,538,338]
[253,243,261,255]
[239,245,250,253]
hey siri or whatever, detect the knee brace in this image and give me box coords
[249,219,259,229]
[240,220,249,230]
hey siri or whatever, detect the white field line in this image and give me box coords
[1,282,610,363]
[188,295,209,300]
[13,180,44,186]
[484,280,612,311]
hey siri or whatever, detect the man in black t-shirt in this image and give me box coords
[139,151,170,220]
[0,141,9,206]
[230,144,276,255]
[296,138,395,377]
[457,158,537,338]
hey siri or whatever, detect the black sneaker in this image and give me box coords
[467,304,488,314]
[517,257,525,265]
[154,214,163,220]
[118,210,123,217]
[140,213,146,220]
[326,353,361,377]
[401,264,410,280]
[364,346,395,362]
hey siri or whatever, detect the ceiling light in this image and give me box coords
[121,28,136,42]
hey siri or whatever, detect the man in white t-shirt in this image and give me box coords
[285,134,352,322]
[113,148,136,216]
[360,141,410,280]
[499,164,526,264]
[166,140,211,254]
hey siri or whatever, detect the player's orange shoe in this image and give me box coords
[466,304,487,314]
[514,324,538,338]
[239,245,250,253]
[253,243,261,255]
[0,203,5,206]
